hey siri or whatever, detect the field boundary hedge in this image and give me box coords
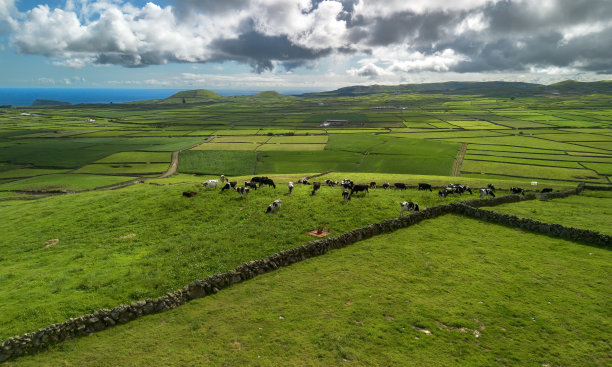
[2,182,609,363]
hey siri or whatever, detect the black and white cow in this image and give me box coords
[325,179,338,187]
[288,181,294,195]
[480,188,496,198]
[438,189,452,198]
[370,181,377,188]
[221,181,237,192]
[447,183,472,195]
[350,184,369,197]
[341,179,354,189]
[510,187,525,196]
[235,187,250,196]
[298,177,309,185]
[418,183,432,192]
[220,175,227,184]
[394,183,407,190]
[541,188,553,193]
[487,184,496,192]
[202,179,218,189]
[244,181,258,190]
[382,183,390,189]
[342,190,350,202]
[265,199,281,213]
[400,201,419,215]
[311,182,321,195]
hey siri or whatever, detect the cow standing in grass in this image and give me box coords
[382,183,390,189]
[220,175,227,184]
[418,183,432,192]
[511,187,525,196]
[202,179,218,189]
[235,187,249,196]
[311,182,321,195]
[394,183,407,190]
[288,182,294,195]
[480,188,496,198]
[342,190,350,202]
[244,181,258,190]
[265,199,281,213]
[221,181,237,192]
[350,184,369,197]
[400,201,419,215]
[487,184,496,193]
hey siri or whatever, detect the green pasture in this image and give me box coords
[8,215,610,366]
[192,142,258,151]
[466,144,566,155]
[96,152,171,163]
[73,163,169,175]
[0,168,67,179]
[492,191,612,234]
[467,150,612,163]
[267,135,328,144]
[535,133,612,142]
[0,182,471,340]
[581,162,612,175]
[256,143,326,151]
[461,160,605,182]
[212,136,269,143]
[463,154,584,168]
[255,151,362,174]
[179,150,257,176]
[0,174,134,192]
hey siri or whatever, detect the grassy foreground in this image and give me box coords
[7,215,610,366]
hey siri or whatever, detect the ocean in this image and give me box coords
[0,88,184,107]
[0,88,313,107]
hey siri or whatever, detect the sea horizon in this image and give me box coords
[0,88,315,107]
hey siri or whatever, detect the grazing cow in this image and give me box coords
[400,201,419,215]
[298,177,309,184]
[182,191,197,197]
[418,183,432,192]
[480,188,496,198]
[350,184,369,197]
[341,179,354,189]
[288,182,294,194]
[221,181,237,192]
[487,184,496,192]
[541,188,553,193]
[244,181,258,190]
[311,182,321,195]
[342,190,350,202]
[438,189,451,198]
[325,179,338,187]
[370,181,377,188]
[235,187,250,196]
[260,178,276,189]
[251,176,269,187]
[394,183,407,190]
[382,183,390,189]
[220,175,227,184]
[265,199,281,213]
[510,187,525,196]
[447,183,472,195]
[202,179,218,189]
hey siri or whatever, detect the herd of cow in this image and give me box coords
[194,174,552,215]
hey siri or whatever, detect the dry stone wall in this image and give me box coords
[1,183,605,363]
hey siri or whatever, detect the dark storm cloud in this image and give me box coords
[210,31,332,73]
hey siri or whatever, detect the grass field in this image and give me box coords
[96,152,172,163]
[461,160,606,182]
[0,174,135,192]
[73,163,170,175]
[179,150,258,176]
[7,214,610,366]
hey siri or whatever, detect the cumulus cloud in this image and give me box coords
[6,0,612,78]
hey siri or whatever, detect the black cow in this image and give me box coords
[394,183,407,190]
[510,187,525,196]
[382,183,390,189]
[369,181,377,188]
[342,190,350,202]
[250,176,268,184]
[418,183,432,192]
[311,182,321,195]
[350,184,369,197]
[244,181,258,190]
[221,181,237,192]
[325,179,337,186]
[541,188,553,193]
[260,178,276,189]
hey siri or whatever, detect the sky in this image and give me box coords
[0,0,611,92]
